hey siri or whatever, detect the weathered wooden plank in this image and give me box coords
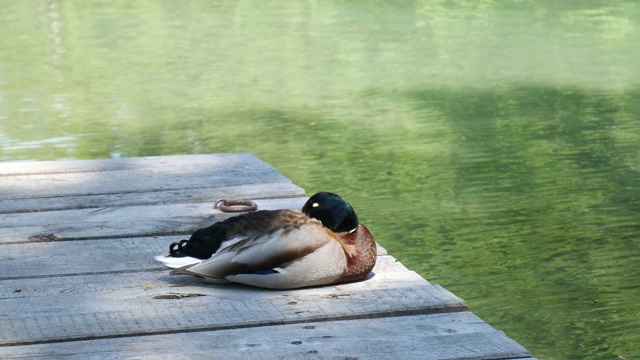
[0,267,465,346]
[0,154,304,213]
[0,154,291,199]
[0,255,421,299]
[0,197,308,244]
[0,153,262,176]
[0,232,394,279]
[0,183,304,214]
[0,312,531,360]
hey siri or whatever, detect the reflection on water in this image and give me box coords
[1,1,639,358]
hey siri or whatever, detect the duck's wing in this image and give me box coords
[154,234,249,269]
[171,220,347,289]
[155,209,309,264]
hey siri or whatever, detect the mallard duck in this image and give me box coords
[155,192,377,289]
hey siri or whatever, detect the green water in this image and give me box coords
[2,1,639,358]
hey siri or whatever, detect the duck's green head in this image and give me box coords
[302,192,359,233]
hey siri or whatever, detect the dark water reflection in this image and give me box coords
[1,1,639,359]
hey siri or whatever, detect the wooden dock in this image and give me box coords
[0,153,533,359]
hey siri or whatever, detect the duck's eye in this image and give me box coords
[312,202,320,207]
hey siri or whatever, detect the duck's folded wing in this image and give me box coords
[171,221,339,282]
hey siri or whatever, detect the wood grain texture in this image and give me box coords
[0,153,291,198]
[0,153,267,176]
[0,270,464,346]
[0,197,308,243]
[0,183,305,214]
[0,153,304,213]
[0,312,531,360]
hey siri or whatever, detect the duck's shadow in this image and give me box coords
[156,271,377,293]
